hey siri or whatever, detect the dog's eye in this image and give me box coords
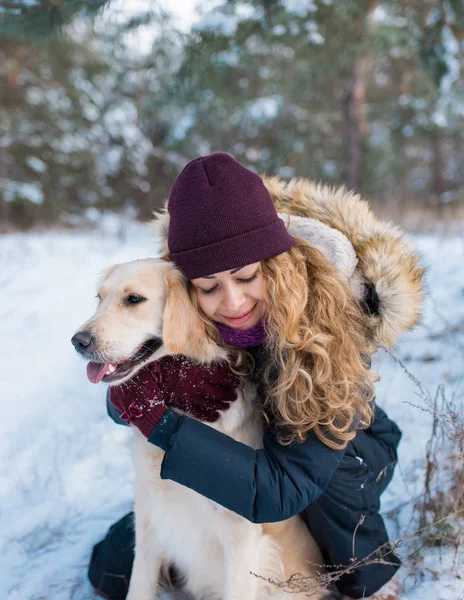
[95,294,101,301]
[127,294,146,305]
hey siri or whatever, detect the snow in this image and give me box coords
[170,107,197,142]
[307,30,324,45]
[245,96,282,122]
[3,180,44,205]
[25,156,47,174]
[194,2,261,36]
[194,10,243,37]
[440,26,460,94]
[272,25,287,36]
[304,20,324,44]
[0,0,40,14]
[282,0,317,17]
[100,101,153,176]
[0,226,463,598]
[371,5,408,27]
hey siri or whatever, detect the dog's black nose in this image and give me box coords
[71,331,94,354]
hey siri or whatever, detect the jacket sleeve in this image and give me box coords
[106,389,129,426]
[148,409,345,523]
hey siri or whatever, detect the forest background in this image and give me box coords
[1,0,463,232]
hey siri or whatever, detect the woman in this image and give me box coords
[89,153,421,600]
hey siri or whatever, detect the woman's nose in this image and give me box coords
[222,285,246,312]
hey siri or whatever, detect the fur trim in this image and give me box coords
[152,205,170,258]
[279,213,365,299]
[265,176,424,348]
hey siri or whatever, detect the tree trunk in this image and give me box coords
[431,134,447,223]
[342,57,369,193]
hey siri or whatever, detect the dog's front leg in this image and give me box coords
[126,494,164,600]
[222,518,264,600]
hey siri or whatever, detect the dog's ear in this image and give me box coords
[163,268,219,362]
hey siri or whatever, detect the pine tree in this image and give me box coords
[0,0,112,40]
[1,2,184,228]
[162,0,463,210]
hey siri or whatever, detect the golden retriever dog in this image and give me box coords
[72,258,330,600]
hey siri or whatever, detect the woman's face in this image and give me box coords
[190,262,266,330]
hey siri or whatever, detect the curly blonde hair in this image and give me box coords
[179,237,375,450]
[259,237,375,449]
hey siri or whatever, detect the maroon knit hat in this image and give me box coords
[167,153,295,279]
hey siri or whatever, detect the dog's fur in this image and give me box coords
[75,259,329,600]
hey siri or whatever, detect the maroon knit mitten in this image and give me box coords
[109,355,240,438]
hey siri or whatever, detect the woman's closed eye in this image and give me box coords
[200,284,219,295]
[236,273,258,284]
[199,272,258,295]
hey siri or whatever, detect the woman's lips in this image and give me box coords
[222,304,256,326]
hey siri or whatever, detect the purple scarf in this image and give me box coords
[216,320,266,348]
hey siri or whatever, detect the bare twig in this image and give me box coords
[352,514,366,559]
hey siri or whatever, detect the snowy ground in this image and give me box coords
[1,222,463,599]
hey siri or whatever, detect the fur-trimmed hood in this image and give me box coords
[264,176,424,348]
[153,177,424,349]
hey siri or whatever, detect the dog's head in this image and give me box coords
[72,258,226,385]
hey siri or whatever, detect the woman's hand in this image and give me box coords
[108,355,240,438]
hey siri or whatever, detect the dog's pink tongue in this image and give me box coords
[87,362,109,384]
